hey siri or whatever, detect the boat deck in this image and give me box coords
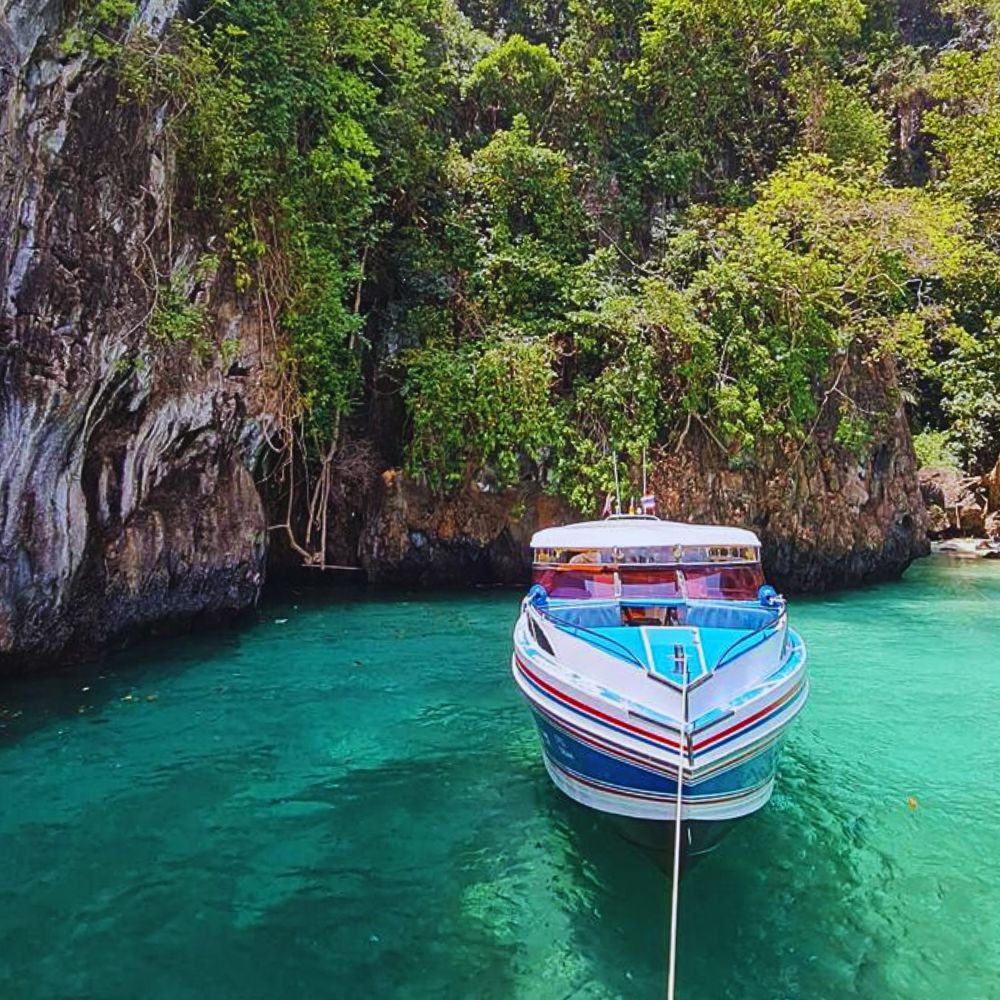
[543,599,781,681]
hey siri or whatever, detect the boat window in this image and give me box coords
[532,544,760,567]
[680,545,759,564]
[683,565,764,601]
[534,548,617,566]
[619,568,681,599]
[532,568,616,600]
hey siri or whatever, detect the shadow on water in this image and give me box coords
[0,627,253,747]
[0,584,518,749]
[4,561,999,998]
[0,721,913,1000]
[2,732,529,998]
[675,738,908,1000]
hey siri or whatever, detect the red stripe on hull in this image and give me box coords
[514,655,681,749]
[514,652,803,757]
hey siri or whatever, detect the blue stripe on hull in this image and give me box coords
[530,707,781,801]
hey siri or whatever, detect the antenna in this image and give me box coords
[611,451,622,515]
[642,446,648,498]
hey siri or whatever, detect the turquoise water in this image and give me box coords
[1,557,999,999]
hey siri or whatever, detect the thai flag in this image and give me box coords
[641,493,656,514]
[601,493,613,518]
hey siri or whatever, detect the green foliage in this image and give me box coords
[149,256,220,361]
[62,0,137,59]
[120,0,405,446]
[642,157,989,450]
[114,0,1000,502]
[925,45,1000,217]
[912,428,962,469]
[396,83,1000,496]
[457,0,567,41]
[793,74,890,167]
[470,116,586,254]
[117,20,252,203]
[833,409,873,455]
[938,321,1000,468]
[403,335,563,491]
[465,35,561,131]
[635,0,865,197]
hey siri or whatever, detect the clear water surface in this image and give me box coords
[1,557,999,999]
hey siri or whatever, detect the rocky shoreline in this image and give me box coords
[918,460,1000,557]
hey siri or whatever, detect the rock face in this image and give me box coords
[0,4,934,673]
[646,354,929,592]
[360,469,575,586]
[363,356,929,592]
[919,462,1000,541]
[0,1,271,672]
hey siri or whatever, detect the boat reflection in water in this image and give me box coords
[512,515,808,860]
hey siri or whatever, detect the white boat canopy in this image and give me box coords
[531,516,760,552]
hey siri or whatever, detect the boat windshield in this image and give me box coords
[683,564,764,601]
[531,563,764,601]
[532,568,616,600]
[619,568,681,599]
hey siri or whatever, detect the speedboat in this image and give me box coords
[511,514,808,857]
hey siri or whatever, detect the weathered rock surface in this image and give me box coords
[0,1,271,672]
[919,460,1000,542]
[360,469,575,586]
[363,355,929,592]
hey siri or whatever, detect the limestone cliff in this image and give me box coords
[0,0,271,671]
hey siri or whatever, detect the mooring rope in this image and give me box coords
[667,652,688,1000]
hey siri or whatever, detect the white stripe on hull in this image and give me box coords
[541,751,775,822]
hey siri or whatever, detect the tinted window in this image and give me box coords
[683,565,764,601]
[619,569,681,599]
[532,569,616,600]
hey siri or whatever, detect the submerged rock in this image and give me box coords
[932,538,1000,558]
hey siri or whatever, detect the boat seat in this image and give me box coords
[545,603,777,675]
[685,603,775,632]
[545,602,622,629]
[548,600,774,635]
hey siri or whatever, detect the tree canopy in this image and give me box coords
[104,0,1000,509]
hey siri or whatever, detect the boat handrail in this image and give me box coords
[713,603,787,671]
[526,600,649,671]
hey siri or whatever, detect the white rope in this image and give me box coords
[667,654,688,1000]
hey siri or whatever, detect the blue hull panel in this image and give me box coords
[531,706,781,812]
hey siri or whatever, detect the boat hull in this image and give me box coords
[614,815,734,861]
[514,517,807,856]
[530,701,781,823]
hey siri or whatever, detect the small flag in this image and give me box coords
[641,493,656,514]
[601,493,613,518]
